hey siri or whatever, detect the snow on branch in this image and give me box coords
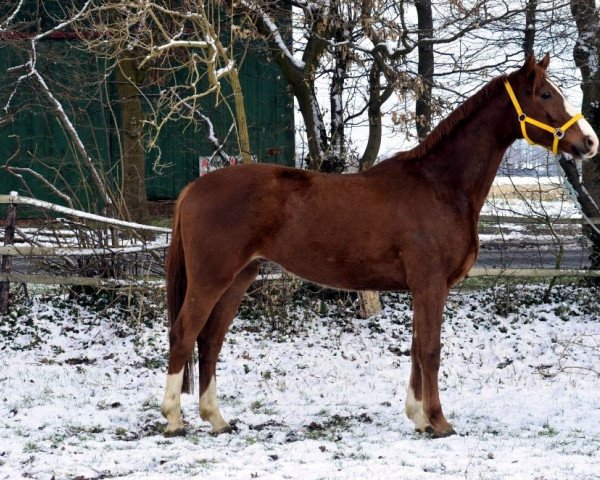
[0,0,25,32]
[30,67,111,207]
[171,91,232,164]
[33,0,93,41]
[4,165,74,208]
[240,0,306,70]
[138,39,211,69]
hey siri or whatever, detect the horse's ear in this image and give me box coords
[538,53,550,70]
[520,53,537,75]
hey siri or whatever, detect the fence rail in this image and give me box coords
[0,243,169,256]
[0,272,160,287]
[479,214,600,225]
[0,193,171,233]
[3,268,600,289]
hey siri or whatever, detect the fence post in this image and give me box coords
[0,191,18,313]
[360,290,382,318]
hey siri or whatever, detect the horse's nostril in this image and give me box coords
[586,136,595,148]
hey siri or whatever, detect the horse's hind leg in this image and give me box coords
[162,282,230,436]
[196,260,261,434]
[406,281,455,438]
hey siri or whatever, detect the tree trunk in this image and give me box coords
[361,64,384,171]
[115,57,150,223]
[327,24,349,173]
[228,68,253,164]
[523,0,538,57]
[415,0,434,140]
[295,79,329,171]
[237,2,331,171]
[360,290,381,318]
[570,0,600,268]
[358,65,385,317]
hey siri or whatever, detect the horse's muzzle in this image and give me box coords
[574,134,599,158]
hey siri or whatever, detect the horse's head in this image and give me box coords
[506,53,598,158]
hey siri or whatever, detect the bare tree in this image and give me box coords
[73,0,253,220]
[566,0,600,269]
[415,0,434,139]
[233,0,545,173]
[1,1,256,220]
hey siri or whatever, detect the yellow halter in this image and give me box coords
[503,79,583,155]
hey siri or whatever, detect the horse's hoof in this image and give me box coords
[431,428,456,439]
[415,425,435,435]
[164,427,187,438]
[415,425,456,438]
[209,425,234,436]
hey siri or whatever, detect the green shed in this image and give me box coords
[0,1,294,212]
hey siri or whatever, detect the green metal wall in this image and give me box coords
[0,33,294,208]
[145,45,295,200]
[0,40,116,213]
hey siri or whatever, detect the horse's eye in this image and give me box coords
[541,91,552,100]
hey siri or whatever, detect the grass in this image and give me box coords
[23,442,41,453]
[453,275,600,294]
[147,216,172,229]
[539,422,559,437]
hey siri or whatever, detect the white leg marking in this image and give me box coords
[200,376,230,433]
[161,368,185,434]
[405,385,430,431]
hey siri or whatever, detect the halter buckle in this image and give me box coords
[518,113,526,122]
[555,128,564,139]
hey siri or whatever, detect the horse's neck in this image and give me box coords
[443,95,517,213]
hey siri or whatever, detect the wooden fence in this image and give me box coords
[2,191,600,311]
[0,192,170,310]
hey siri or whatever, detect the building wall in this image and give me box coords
[0,17,294,210]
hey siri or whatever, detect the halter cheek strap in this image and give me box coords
[504,80,583,155]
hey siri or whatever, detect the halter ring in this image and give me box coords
[555,129,564,139]
[518,114,526,122]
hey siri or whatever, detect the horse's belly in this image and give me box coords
[268,253,409,292]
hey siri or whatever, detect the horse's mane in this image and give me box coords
[385,73,511,163]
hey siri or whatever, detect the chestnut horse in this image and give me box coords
[161,54,598,438]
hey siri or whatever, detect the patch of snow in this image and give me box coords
[1,285,599,479]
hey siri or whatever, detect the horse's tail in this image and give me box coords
[166,184,195,394]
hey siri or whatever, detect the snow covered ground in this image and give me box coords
[1,284,599,480]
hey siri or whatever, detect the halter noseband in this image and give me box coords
[504,79,583,155]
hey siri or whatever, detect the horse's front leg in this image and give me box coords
[405,282,455,438]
